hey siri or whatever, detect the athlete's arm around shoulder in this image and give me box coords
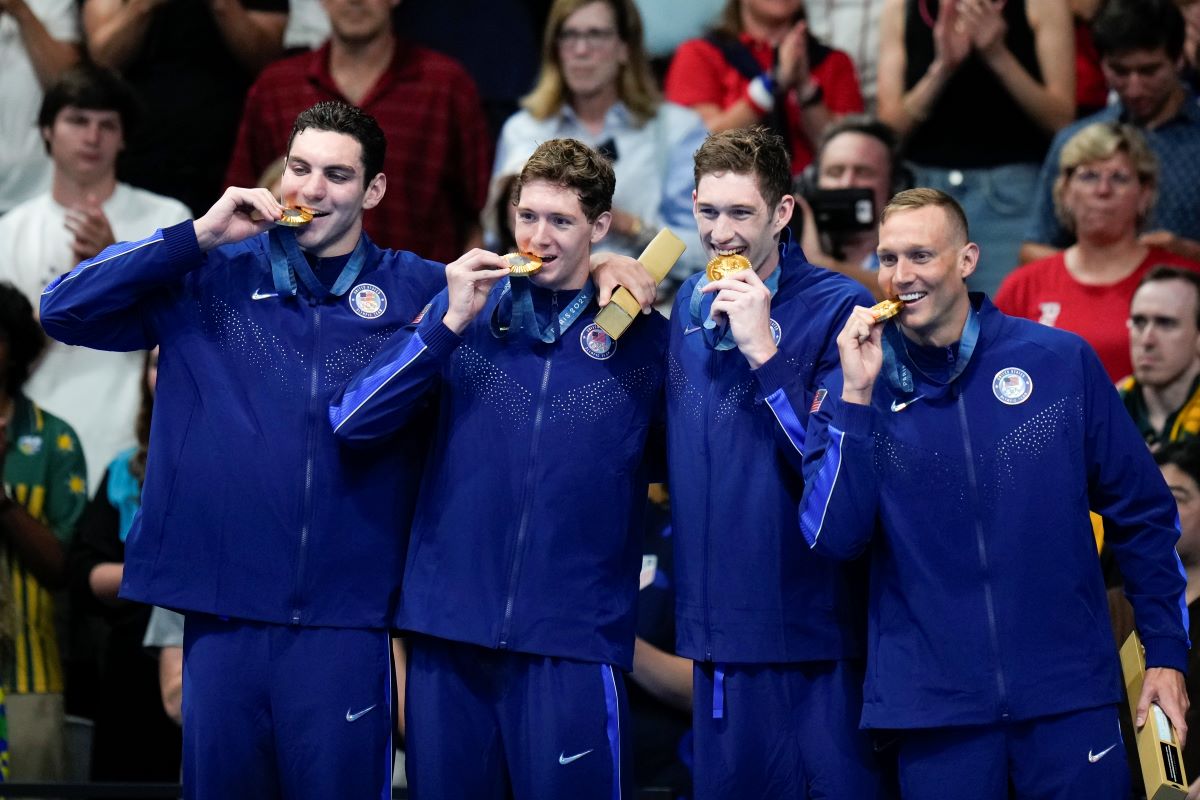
[40,187,284,351]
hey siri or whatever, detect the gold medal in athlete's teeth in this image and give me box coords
[503,252,543,276]
[870,298,905,322]
[277,207,314,227]
[705,253,752,281]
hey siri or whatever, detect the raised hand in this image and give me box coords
[701,269,777,368]
[442,249,511,334]
[64,195,117,262]
[836,306,885,404]
[193,187,283,252]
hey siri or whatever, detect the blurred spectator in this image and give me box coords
[140,606,183,725]
[1022,0,1200,266]
[0,65,191,492]
[805,0,884,109]
[1118,267,1200,447]
[796,114,901,298]
[1072,0,1107,117]
[283,0,328,50]
[225,0,492,261]
[0,0,81,215]
[627,485,692,794]
[664,0,864,175]
[877,0,1075,295]
[0,282,88,782]
[996,122,1200,381]
[82,0,286,215]
[1181,0,1200,92]
[491,0,708,283]
[68,348,181,785]
[395,0,543,140]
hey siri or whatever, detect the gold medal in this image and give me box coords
[870,298,904,321]
[503,252,543,277]
[705,253,752,282]
[277,207,314,227]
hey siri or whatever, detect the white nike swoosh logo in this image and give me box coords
[1088,743,1118,763]
[558,749,593,765]
[684,324,702,335]
[345,704,376,722]
[252,289,279,300]
[891,396,923,413]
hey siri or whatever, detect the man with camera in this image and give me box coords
[796,115,901,299]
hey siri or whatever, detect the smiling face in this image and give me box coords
[877,205,977,347]
[515,179,612,291]
[693,170,794,279]
[280,128,386,257]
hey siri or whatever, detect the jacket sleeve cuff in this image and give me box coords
[162,221,204,271]
[831,397,876,437]
[1142,635,1190,674]
[419,319,464,359]
[752,350,794,396]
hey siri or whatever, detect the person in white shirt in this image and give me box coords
[0,64,190,491]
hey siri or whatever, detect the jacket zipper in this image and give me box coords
[291,305,322,624]
[499,292,558,647]
[956,391,1010,718]
[701,346,720,662]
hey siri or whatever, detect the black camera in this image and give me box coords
[808,187,876,234]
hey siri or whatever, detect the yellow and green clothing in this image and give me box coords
[3,395,87,695]
[1118,374,1200,448]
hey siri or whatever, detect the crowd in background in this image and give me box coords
[5,0,1200,794]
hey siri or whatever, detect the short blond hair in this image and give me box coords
[1053,122,1158,231]
[880,187,969,244]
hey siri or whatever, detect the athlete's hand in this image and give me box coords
[701,269,776,368]
[1137,667,1189,749]
[64,195,116,263]
[442,249,510,334]
[591,252,655,313]
[193,187,282,252]
[837,306,884,404]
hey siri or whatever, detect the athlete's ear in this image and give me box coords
[959,242,978,282]
[363,173,386,210]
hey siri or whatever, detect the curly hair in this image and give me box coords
[515,138,616,222]
[0,283,45,392]
[693,127,793,210]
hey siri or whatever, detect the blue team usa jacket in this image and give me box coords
[40,221,447,628]
[668,243,873,664]
[799,295,1189,729]
[330,280,668,670]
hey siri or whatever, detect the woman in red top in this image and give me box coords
[664,0,863,173]
[996,122,1200,380]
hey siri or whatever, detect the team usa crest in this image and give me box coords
[580,322,617,360]
[769,318,782,345]
[992,367,1033,405]
[349,284,386,319]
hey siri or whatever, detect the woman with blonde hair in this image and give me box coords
[996,122,1200,380]
[490,0,707,282]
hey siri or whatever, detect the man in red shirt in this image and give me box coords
[224,0,491,262]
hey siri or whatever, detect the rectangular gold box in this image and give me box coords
[1119,631,1188,800]
[595,229,686,340]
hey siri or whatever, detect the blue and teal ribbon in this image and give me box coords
[490,278,596,343]
[881,305,981,399]
[268,227,368,299]
[688,265,781,351]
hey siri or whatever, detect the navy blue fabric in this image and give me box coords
[667,244,873,664]
[181,615,393,800]
[332,280,669,669]
[896,705,1129,800]
[405,636,632,800]
[691,659,892,799]
[800,294,1189,729]
[40,221,448,627]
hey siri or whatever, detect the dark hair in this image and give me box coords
[38,64,141,149]
[1155,439,1200,487]
[286,101,387,188]
[0,283,45,391]
[1091,0,1185,61]
[1137,265,1200,327]
[516,138,616,222]
[693,127,793,209]
[818,115,898,165]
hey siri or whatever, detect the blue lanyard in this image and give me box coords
[688,264,781,351]
[882,305,981,396]
[268,227,368,299]
[490,278,596,343]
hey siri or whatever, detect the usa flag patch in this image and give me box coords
[810,388,828,413]
[411,303,431,324]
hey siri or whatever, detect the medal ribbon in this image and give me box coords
[268,227,368,299]
[490,278,596,343]
[688,265,781,351]
[881,304,981,397]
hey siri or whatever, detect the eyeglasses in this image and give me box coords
[1071,168,1139,190]
[556,27,619,49]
